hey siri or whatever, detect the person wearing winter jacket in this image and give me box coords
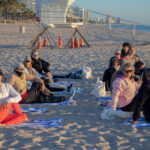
[8,63,67,104]
[23,56,72,92]
[121,46,145,76]
[109,49,122,68]
[103,57,120,91]
[31,49,72,80]
[110,63,141,112]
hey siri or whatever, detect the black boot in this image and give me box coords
[66,72,72,78]
[42,94,66,103]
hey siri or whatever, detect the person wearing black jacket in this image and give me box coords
[31,49,72,79]
[132,68,150,124]
[103,58,120,91]
[121,42,131,58]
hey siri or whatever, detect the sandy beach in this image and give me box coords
[0,23,150,150]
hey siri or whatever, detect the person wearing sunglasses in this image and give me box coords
[31,49,72,80]
[23,56,72,92]
[109,49,122,68]
[132,68,150,124]
[110,63,141,112]
[0,69,28,126]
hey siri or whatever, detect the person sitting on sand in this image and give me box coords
[31,49,72,80]
[103,57,120,91]
[121,46,145,76]
[121,42,131,58]
[109,49,122,67]
[132,69,150,124]
[23,56,72,92]
[0,69,28,126]
[110,63,141,112]
[8,63,68,104]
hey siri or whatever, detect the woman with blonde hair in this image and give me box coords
[110,63,141,112]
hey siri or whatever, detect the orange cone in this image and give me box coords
[77,37,80,48]
[74,37,77,47]
[71,36,74,48]
[80,38,84,47]
[58,33,63,47]
[38,36,42,49]
[43,38,47,47]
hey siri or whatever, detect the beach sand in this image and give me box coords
[0,23,150,150]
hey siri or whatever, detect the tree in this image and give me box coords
[0,0,19,19]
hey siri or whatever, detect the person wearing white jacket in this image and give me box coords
[0,69,28,126]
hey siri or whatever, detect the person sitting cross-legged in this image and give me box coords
[0,69,28,126]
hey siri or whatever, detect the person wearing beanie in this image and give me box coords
[8,63,68,104]
[23,56,72,92]
[0,69,28,126]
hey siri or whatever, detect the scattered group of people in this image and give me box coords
[103,42,150,124]
[0,42,150,126]
[0,49,73,126]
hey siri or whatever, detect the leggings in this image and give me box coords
[0,103,27,125]
[21,83,66,104]
[121,95,138,112]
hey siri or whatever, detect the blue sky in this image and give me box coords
[72,0,150,25]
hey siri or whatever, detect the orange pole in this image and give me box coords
[74,37,77,47]
[80,38,84,47]
[43,38,47,47]
[58,33,63,47]
[77,37,80,48]
[38,36,42,49]
[71,36,74,48]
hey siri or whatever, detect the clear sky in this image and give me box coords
[72,0,150,25]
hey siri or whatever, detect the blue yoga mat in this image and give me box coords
[12,118,64,128]
[99,96,112,103]
[125,117,150,128]
[21,107,47,113]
